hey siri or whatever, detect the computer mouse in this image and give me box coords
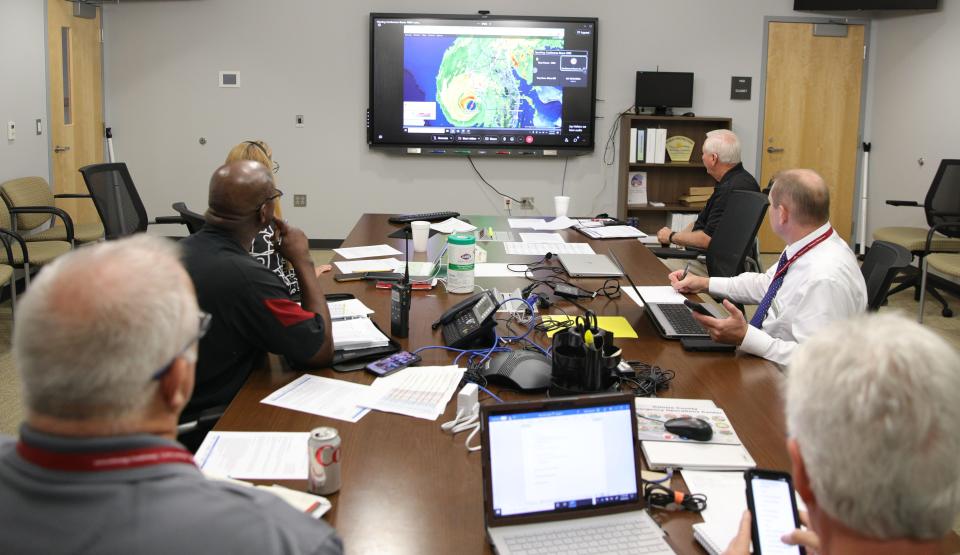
[664,417,713,441]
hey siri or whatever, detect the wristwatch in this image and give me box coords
[669,231,677,245]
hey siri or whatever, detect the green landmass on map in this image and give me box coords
[435,36,562,127]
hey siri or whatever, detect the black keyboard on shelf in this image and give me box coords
[388,211,460,224]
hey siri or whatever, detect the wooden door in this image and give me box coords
[47,0,103,224]
[758,21,865,252]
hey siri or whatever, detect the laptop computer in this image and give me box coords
[480,393,675,555]
[557,253,624,278]
[607,249,722,339]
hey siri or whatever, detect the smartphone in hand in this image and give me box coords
[683,299,713,317]
[744,469,805,555]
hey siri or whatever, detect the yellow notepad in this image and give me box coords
[540,315,638,338]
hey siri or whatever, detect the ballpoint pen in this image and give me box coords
[681,262,690,281]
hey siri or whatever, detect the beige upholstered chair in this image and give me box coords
[0,204,71,286]
[919,256,960,323]
[0,176,104,245]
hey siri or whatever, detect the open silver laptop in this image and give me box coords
[480,394,675,555]
[607,249,722,338]
[557,253,624,278]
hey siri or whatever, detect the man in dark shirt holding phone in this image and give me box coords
[656,130,760,277]
[180,161,333,423]
[722,313,960,555]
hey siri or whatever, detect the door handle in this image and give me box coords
[54,145,71,153]
[766,146,784,154]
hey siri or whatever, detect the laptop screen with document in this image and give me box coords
[481,394,643,526]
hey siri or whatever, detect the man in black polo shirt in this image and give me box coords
[180,160,333,421]
[656,129,760,276]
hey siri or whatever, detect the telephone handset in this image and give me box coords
[433,290,499,349]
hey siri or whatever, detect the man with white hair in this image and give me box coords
[0,236,342,554]
[722,313,960,555]
[671,169,866,365]
[656,129,760,276]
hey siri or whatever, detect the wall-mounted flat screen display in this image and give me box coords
[369,13,599,156]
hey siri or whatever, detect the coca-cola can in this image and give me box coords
[308,427,341,495]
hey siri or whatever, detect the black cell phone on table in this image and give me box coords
[683,299,714,316]
[365,350,422,377]
[744,469,806,555]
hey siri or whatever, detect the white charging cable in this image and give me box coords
[441,384,482,452]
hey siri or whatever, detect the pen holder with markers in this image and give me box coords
[550,311,621,395]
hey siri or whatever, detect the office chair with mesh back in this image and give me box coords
[873,159,960,317]
[172,202,206,234]
[860,240,913,311]
[77,163,187,239]
[652,190,769,278]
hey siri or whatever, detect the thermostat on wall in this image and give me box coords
[219,71,240,88]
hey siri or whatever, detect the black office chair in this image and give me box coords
[172,202,206,234]
[860,240,913,311]
[651,190,770,278]
[77,163,187,239]
[873,159,960,316]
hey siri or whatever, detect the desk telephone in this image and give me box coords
[432,290,499,349]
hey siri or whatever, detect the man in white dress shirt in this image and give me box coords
[670,168,867,365]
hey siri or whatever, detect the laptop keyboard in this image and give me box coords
[659,303,708,336]
[503,518,670,554]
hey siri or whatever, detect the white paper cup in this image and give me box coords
[411,220,430,252]
[554,196,571,218]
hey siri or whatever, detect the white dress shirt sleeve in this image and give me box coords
[707,268,774,305]
[738,277,860,366]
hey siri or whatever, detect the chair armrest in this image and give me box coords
[150,216,187,226]
[885,200,921,207]
[648,247,698,259]
[54,193,93,199]
[924,222,960,253]
[8,206,75,244]
[0,227,29,266]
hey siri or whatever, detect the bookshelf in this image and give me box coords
[616,114,732,231]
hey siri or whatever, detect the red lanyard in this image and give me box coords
[772,228,834,281]
[16,441,196,472]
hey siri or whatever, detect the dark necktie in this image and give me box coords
[750,251,788,329]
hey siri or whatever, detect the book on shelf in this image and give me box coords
[688,186,715,196]
[655,128,667,164]
[629,128,637,163]
[636,129,645,162]
[627,171,648,205]
[679,194,712,203]
[680,201,707,208]
[645,128,657,163]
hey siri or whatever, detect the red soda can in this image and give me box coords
[308,427,341,495]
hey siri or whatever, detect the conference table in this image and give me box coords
[213,214,796,554]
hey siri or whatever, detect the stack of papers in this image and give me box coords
[635,398,756,471]
[196,431,310,480]
[503,242,595,256]
[577,225,646,239]
[431,217,476,234]
[359,365,465,420]
[332,316,389,351]
[333,244,403,259]
[327,298,375,320]
[261,375,372,422]
[333,257,400,274]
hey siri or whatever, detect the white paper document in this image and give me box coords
[360,365,465,420]
[578,225,646,239]
[333,244,403,260]
[332,317,389,350]
[503,242,595,256]
[261,374,371,422]
[633,285,686,304]
[638,235,662,245]
[333,257,400,274]
[195,431,310,480]
[530,216,577,230]
[431,217,477,234]
[519,232,566,243]
[474,263,526,277]
[508,218,546,229]
[327,298,375,320]
[203,474,333,519]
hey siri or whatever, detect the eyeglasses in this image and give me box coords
[254,188,284,214]
[150,311,212,381]
[272,160,279,174]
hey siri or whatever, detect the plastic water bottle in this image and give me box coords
[446,233,476,294]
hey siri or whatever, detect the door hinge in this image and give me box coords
[100,28,104,44]
[863,45,866,60]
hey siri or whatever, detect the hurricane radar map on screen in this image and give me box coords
[403,33,564,130]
